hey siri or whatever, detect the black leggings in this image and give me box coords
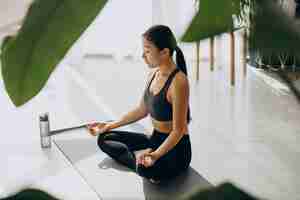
[97,129,192,181]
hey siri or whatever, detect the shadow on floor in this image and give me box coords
[98,157,132,172]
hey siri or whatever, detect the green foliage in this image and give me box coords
[181,0,248,42]
[178,182,260,200]
[1,188,60,200]
[249,0,300,58]
[0,0,107,106]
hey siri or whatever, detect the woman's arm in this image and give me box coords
[108,70,156,130]
[108,102,148,130]
[151,72,189,159]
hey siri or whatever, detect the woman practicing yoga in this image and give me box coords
[87,25,192,184]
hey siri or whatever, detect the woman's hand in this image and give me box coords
[136,148,152,165]
[86,122,112,136]
[136,150,160,168]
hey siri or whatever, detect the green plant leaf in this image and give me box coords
[1,36,14,53]
[0,188,60,200]
[249,0,300,57]
[1,36,15,71]
[178,182,260,200]
[1,0,107,107]
[181,0,241,42]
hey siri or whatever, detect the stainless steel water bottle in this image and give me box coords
[39,112,51,148]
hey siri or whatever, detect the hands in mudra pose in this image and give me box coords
[135,148,160,168]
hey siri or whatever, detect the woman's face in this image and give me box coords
[142,37,161,68]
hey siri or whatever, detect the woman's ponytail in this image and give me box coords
[174,46,187,76]
[175,46,192,124]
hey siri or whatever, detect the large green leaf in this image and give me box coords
[1,36,14,53]
[1,0,107,107]
[0,188,59,200]
[181,0,241,42]
[178,182,260,200]
[1,36,15,72]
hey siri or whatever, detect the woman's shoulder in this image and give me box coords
[170,70,189,92]
[174,70,189,85]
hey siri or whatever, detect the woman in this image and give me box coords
[87,25,192,184]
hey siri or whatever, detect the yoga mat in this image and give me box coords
[54,126,213,200]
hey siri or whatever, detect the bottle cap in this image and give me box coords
[39,113,49,121]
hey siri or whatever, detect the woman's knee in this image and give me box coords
[97,133,114,153]
[97,131,114,147]
[97,137,129,159]
[97,134,105,146]
[97,137,108,155]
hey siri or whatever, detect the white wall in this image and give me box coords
[76,0,197,61]
[152,0,196,38]
[151,0,197,61]
[81,0,152,59]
